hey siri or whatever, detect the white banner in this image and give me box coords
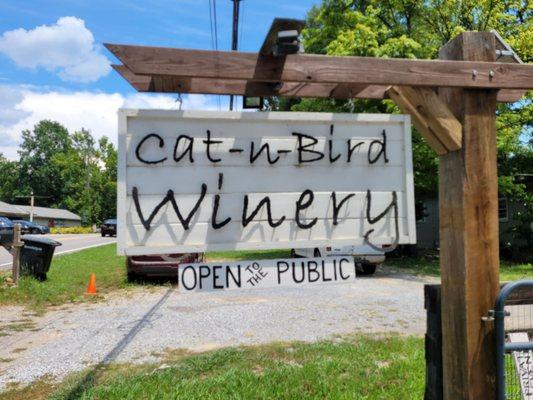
[177,257,357,292]
[118,110,416,255]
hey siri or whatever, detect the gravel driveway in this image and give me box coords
[0,266,437,391]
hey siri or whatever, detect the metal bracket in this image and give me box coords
[272,30,303,56]
[482,309,510,322]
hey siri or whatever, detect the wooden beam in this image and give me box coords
[112,65,388,99]
[387,86,462,155]
[112,65,521,102]
[496,88,526,102]
[438,32,500,400]
[105,43,533,90]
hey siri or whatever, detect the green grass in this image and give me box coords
[2,335,425,400]
[388,256,532,281]
[0,244,127,313]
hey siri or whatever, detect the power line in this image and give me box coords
[208,0,215,50]
[213,0,219,51]
[239,0,245,50]
[208,0,221,110]
[214,0,221,110]
[229,0,241,111]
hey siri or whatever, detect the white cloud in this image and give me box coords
[0,85,219,160]
[0,17,110,83]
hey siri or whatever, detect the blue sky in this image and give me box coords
[0,0,319,158]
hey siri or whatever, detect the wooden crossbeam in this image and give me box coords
[105,44,533,90]
[387,86,462,155]
[112,65,387,99]
[112,65,522,102]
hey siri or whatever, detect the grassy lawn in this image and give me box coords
[2,335,424,400]
[0,244,127,313]
[388,255,532,281]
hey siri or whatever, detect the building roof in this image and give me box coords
[12,205,81,221]
[0,201,28,218]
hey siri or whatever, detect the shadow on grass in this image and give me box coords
[60,287,174,399]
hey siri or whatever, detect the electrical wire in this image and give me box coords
[213,0,219,51]
[208,0,215,50]
[239,0,245,51]
[208,0,221,110]
[214,0,220,110]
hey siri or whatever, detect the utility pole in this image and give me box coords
[229,0,241,111]
[16,193,49,222]
[30,192,34,222]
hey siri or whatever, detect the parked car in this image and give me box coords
[126,253,202,281]
[291,244,386,275]
[12,220,49,234]
[0,217,14,245]
[101,219,117,237]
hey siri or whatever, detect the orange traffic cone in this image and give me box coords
[86,273,97,295]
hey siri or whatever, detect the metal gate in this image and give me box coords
[495,280,533,400]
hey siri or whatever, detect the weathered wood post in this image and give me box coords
[12,223,22,283]
[438,32,500,399]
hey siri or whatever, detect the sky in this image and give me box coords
[0,0,319,159]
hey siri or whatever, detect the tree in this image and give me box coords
[2,120,118,226]
[273,0,532,203]
[17,120,71,207]
[0,154,19,203]
[96,136,118,222]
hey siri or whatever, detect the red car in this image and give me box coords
[126,253,202,281]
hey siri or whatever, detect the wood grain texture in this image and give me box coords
[105,44,533,89]
[387,86,462,154]
[438,32,500,400]
[112,65,524,102]
[112,65,388,99]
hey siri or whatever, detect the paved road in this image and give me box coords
[0,234,116,270]
[0,266,438,390]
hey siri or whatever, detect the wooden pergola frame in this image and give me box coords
[107,19,533,400]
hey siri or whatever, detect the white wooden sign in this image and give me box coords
[118,110,416,255]
[178,257,356,292]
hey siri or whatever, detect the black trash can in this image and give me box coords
[0,228,13,246]
[20,235,62,281]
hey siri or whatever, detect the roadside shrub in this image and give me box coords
[50,226,94,234]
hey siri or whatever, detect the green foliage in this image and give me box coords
[388,255,532,280]
[0,154,19,203]
[49,226,94,234]
[0,120,117,224]
[274,0,533,213]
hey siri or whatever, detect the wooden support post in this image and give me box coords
[11,223,22,283]
[438,32,500,399]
